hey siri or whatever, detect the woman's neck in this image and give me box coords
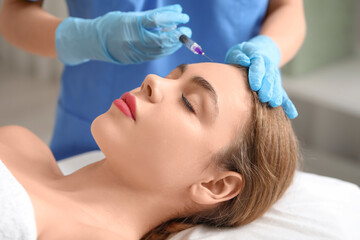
[51,159,181,239]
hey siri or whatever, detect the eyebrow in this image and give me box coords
[177,64,219,119]
[178,64,187,74]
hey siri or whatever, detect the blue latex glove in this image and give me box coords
[55,4,192,65]
[225,35,298,119]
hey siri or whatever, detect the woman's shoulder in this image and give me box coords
[0,125,51,156]
[0,125,62,176]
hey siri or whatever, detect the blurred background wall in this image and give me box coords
[0,0,359,185]
[281,0,360,185]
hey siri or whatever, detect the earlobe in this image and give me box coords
[190,172,243,205]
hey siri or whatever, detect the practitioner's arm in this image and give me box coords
[261,0,306,67]
[0,0,62,58]
[1,1,191,65]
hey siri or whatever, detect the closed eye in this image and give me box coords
[182,94,195,114]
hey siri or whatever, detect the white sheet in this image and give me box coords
[58,151,360,240]
[57,150,105,175]
[0,160,37,240]
[170,172,360,240]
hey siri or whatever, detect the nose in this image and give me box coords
[141,74,164,103]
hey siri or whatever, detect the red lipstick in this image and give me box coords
[113,92,136,121]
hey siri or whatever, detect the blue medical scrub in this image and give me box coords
[51,0,269,160]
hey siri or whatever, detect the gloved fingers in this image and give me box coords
[144,42,182,56]
[153,44,182,57]
[281,89,298,119]
[240,42,258,58]
[142,26,191,48]
[248,35,281,66]
[134,29,187,56]
[248,56,265,91]
[269,70,283,107]
[156,26,192,47]
[144,4,183,15]
[225,44,250,66]
[131,43,182,62]
[257,65,274,103]
[142,8,189,29]
[176,26,192,38]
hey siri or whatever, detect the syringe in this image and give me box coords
[179,35,213,61]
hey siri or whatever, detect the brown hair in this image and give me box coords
[141,65,299,240]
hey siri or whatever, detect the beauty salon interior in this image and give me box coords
[1,1,360,239]
[1,1,359,185]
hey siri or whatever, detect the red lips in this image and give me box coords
[113,92,136,121]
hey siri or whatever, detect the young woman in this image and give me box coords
[0,62,298,240]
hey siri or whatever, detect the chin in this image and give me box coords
[90,111,128,158]
[90,113,107,151]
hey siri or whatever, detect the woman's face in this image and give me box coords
[91,63,251,192]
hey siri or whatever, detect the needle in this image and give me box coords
[202,54,213,62]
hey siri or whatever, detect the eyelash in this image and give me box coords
[181,94,195,114]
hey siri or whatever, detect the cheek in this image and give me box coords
[133,115,202,162]
[125,113,212,187]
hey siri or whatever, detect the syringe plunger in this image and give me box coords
[179,35,204,55]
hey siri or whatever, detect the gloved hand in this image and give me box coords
[55,4,192,65]
[225,35,298,119]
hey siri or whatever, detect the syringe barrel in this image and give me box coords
[179,35,204,55]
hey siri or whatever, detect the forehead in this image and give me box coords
[182,63,249,107]
[183,63,245,87]
[185,62,250,125]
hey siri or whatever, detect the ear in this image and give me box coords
[189,171,244,205]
